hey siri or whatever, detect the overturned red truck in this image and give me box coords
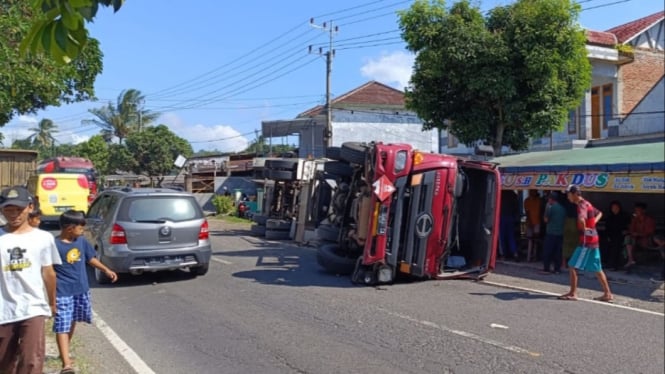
[315,142,501,285]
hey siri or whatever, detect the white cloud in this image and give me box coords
[159,112,250,153]
[17,115,38,124]
[360,51,415,90]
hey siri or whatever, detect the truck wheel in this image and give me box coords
[266,169,297,181]
[316,243,357,275]
[326,146,342,160]
[265,159,299,170]
[266,219,292,230]
[250,224,266,236]
[265,229,291,240]
[253,214,268,226]
[340,142,367,165]
[323,161,353,177]
[316,224,339,242]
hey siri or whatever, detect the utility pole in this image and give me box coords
[309,18,338,155]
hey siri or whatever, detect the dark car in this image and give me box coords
[84,187,212,283]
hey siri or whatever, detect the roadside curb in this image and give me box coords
[496,259,664,289]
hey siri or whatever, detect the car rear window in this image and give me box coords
[118,196,202,222]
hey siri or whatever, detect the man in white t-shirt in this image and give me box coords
[0,186,61,374]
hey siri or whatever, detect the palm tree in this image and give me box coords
[27,118,58,151]
[83,89,159,144]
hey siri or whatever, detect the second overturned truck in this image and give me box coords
[316,142,501,285]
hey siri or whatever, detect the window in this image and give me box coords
[602,84,613,129]
[567,109,577,134]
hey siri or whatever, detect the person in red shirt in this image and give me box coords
[624,202,656,268]
[558,185,613,302]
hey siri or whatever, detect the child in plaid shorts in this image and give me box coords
[53,210,118,374]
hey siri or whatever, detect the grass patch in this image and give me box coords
[211,214,253,224]
[44,319,92,374]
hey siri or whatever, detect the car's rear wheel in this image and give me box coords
[316,243,357,275]
[192,263,209,276]
[95,266,112,285]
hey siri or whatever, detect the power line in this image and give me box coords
[581,0,633,11]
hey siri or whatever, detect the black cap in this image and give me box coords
[0,186,34,208]
[566,184,581,194]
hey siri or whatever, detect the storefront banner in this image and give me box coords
[501,171,665,193]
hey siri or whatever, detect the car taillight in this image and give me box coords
[110,224,127,244]
[199,220,209,240]
[77,174,89,189]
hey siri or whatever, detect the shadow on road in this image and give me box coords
[468,291,555,301]
[216,246,355,288]
[86,266,199,289]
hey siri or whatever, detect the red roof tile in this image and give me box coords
[586,30,617,46]
[298,81,405,117]
[606,11,665,44]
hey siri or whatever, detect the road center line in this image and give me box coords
[377,307,541,357]
[212,257,233,265]
[93,311,156,374]
[481,280,665,317]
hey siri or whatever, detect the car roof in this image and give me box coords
[102,187,190,197]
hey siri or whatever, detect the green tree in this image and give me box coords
[399,0,591,155]
[124,125,193,186]
[27,118,58,151]
[107,143,136,174]
[74,135,110,174]
[21,0,123,64]
[0,0,103,125]
[83,89,159,144]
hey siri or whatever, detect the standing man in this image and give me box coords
[524,189,543,262]
[558,185,613,302]
[542,192,566,274]
[0,186,62,374]
[499,190,520,260]
[624,202,656,268]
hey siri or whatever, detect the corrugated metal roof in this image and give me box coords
[493,142,665,173]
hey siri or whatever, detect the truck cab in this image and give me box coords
[316,142,501,285]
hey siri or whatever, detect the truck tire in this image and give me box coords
[266,169,297,181]
[316,224,340,242]
[326,146,342,160]
[250,224,266,236]
[316,243,357,275]
[253,214,268,226]
[266,219,292,230]
[265,229,291,240]
[323,161,353,177]
[265,159,299,170]
[340,142,367,165]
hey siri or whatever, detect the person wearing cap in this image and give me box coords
[558,185,613,302]
[541,191,566,274]
[0,186,62,373]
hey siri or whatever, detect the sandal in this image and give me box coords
[557,294,577,301]
[593,295,614,303]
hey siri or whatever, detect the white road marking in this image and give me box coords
[212,257,233,265]
[378,308,541,357]
[482,280,665,317]
[93,311,156,374]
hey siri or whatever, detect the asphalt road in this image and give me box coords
[61,221,664,374]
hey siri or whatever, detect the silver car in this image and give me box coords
[84,187,212,283]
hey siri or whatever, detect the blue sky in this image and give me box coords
[2,0,663,152]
